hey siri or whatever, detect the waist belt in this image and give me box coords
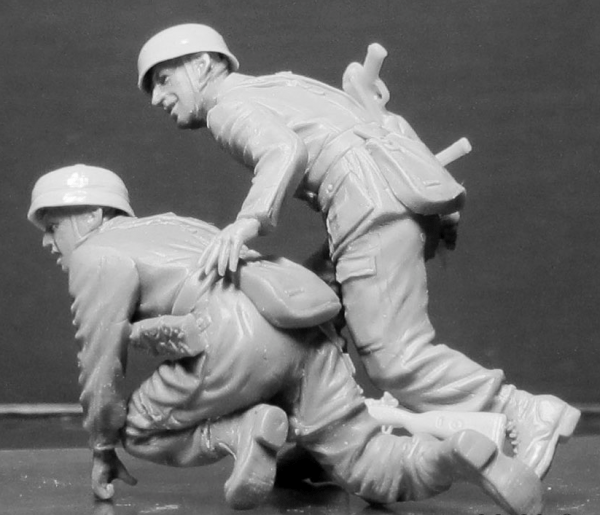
[313,122,465,217]
[312,123,388,213]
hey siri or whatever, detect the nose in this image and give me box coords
[42,232,56,250]
[151,85,164,106]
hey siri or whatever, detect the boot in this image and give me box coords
[212,404,289,510]
[492,385,581,478]
[435,430,544,515]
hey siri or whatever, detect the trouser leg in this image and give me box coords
[123,420,222,466]
[122,361,227,466]
[303,412,458,503]
[291,341,544,513]
[290,338,456,503]
[123,360,289,510]
[122,355,288,464]
[336,214,504,412]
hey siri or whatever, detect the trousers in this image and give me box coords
[317,147,504,412]
[123,318,457,503]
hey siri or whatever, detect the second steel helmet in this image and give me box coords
[137,24,240,93]
[28,164,134,230]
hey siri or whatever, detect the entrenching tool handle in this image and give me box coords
[436,137,472,167]
[342,43,390,121]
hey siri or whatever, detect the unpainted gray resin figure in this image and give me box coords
[136,22,580,480]
[29,165,543,514]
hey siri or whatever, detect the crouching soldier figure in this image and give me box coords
[28,164,543,515]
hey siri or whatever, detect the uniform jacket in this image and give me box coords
[206,72,463,233]
[68,213,324,451]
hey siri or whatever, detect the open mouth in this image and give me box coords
[164,102,176,116]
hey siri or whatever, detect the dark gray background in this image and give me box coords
[1,1,598,405]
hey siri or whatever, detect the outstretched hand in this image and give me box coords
[198,218,261,277]
[92,449,138,500]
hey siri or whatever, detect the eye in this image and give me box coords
[46,223,58,234]
[155,72,170,87]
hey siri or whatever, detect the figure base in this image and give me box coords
[1,436,598,514]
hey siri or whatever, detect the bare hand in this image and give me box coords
[198,218,261,277]
[91,449,138,500]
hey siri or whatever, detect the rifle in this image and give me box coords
[365,393,508,448]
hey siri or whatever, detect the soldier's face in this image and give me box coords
[150,61,203,129]
[41,208,97,271]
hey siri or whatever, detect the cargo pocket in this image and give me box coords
[335,254,377,284]
[335,252,382,349]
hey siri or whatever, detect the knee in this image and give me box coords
[120,394,159,458]
[359,326,437,388]
[121,423,173,465]
[120,419,149,457]
[360,350,412,392]
[364,366,397,392]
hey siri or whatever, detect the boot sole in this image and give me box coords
[453,430,544,515]
[225,406,288,510]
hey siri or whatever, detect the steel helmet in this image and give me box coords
[137,23,240,93]
[28,164,134,230]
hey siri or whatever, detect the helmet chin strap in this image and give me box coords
[181,53,229,123]
[70,209,101,243]
[182,54,212,121]
[69,215,88,244]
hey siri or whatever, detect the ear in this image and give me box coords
[87,208,104,231]
[194,52,212,74]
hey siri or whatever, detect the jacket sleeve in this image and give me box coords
[68,245,140,451]
[207,100,308,234]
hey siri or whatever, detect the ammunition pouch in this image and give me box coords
[365,131,466,216]
[170,256,342,331]
[312,123,465,216]
[238,256,342,329]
